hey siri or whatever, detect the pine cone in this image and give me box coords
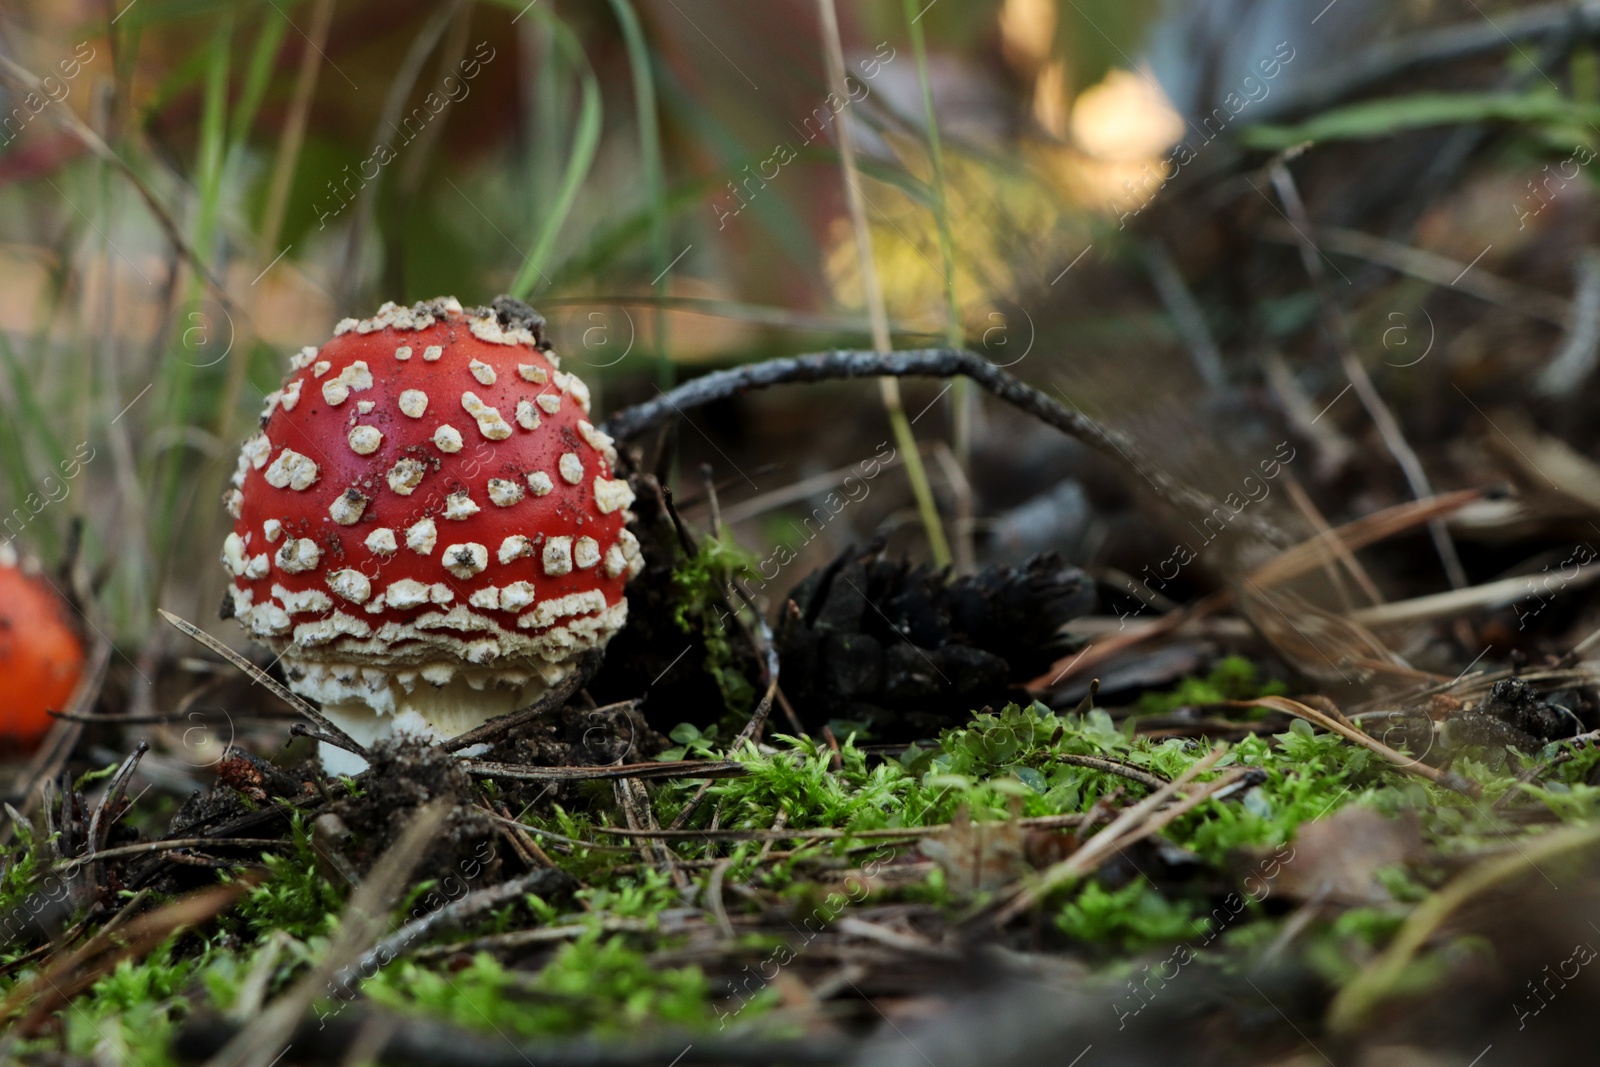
[776,546,1094,740]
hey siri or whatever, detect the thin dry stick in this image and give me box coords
[753,807,789,865]
[482,801,556,869]
[1278,468,1384,607]
[615,778,686,889]
[1052,752,1170,791]
[461,758,746,784]
[668,677,779,832]
[1328,821,1600,1033]
[1027,589,1231,690]
[1257,220,1570,326]
[599,811,1087,842]
[995,747,1231,923]
[1248,490,1481,589]
[58,838,286,870]
[412,918,652,961]
[816,0,951,568]
[707,858,736,938]
[0,884,241,1046]
[1346,565,1600,627]
[717,452,907,525]
[1537,247,1600,393]
[478,810,635,853]
[1269,164,1467,590]
[1241,696,1477,794]
[157,609,368,758]
[1262,348,1358,477]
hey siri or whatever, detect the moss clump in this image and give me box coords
[365,933,726,1037]
[669,527,762,716]
[1135,655,1287,715]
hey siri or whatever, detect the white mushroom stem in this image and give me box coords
[290,663,573,775]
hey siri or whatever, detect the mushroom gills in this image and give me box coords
[296,661,576,775]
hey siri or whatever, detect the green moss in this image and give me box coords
[669,527,762,716]
[1135,655,1287,715]
[1056,879,1206,951]
[365,933,728,1037]
[226,814,344,940]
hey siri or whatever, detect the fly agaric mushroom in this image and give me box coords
[0,542,85,749]
[221,297,642,773]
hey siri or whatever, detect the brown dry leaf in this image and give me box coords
[1267,807,1421,905]
[919,804,1029,894]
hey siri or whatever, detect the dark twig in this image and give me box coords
[459,758,747,784]
[157,609,368,758]
[289,723,372,752]
[58,838,287,870]
[1052,752,1171,791]
[86,742,148,866]
[601,348,1286,545]
[668,678,777,832]
[441,650,599,752]
[665,596,777,833]
[598,812,1087,842]
[615,778,686,889]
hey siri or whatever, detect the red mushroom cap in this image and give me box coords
[0,543,85,749]
[221,298,640,734]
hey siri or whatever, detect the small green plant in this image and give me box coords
[670,527,762,715]
[1056,879,1205,951]
[226,815,343,941]
[658,721,723,761]
[1136,655,1287,715]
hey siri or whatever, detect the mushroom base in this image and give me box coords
[292,662,573,775]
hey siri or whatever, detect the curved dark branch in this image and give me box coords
[601,347,1284,544]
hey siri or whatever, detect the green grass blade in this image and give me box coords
[148,15,230,581]
[1244,91,1600,148]
[904,0,973,568]
[509,15,602,301]
[227,9,290,155]
[606,0,674,388]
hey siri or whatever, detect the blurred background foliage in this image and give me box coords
[11,0,1597,697]
[0,0,1172,654]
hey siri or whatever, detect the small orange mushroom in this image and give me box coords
[0,544,85,749]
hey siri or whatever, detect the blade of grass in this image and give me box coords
[509,12,602,301]
[816,0,950,567]
[1328,821,1600,1033]
[148,14,231,603]
[225,10,289,157]
[607,0,674,389]
[257,0,334,254]
[903,0,972,571]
